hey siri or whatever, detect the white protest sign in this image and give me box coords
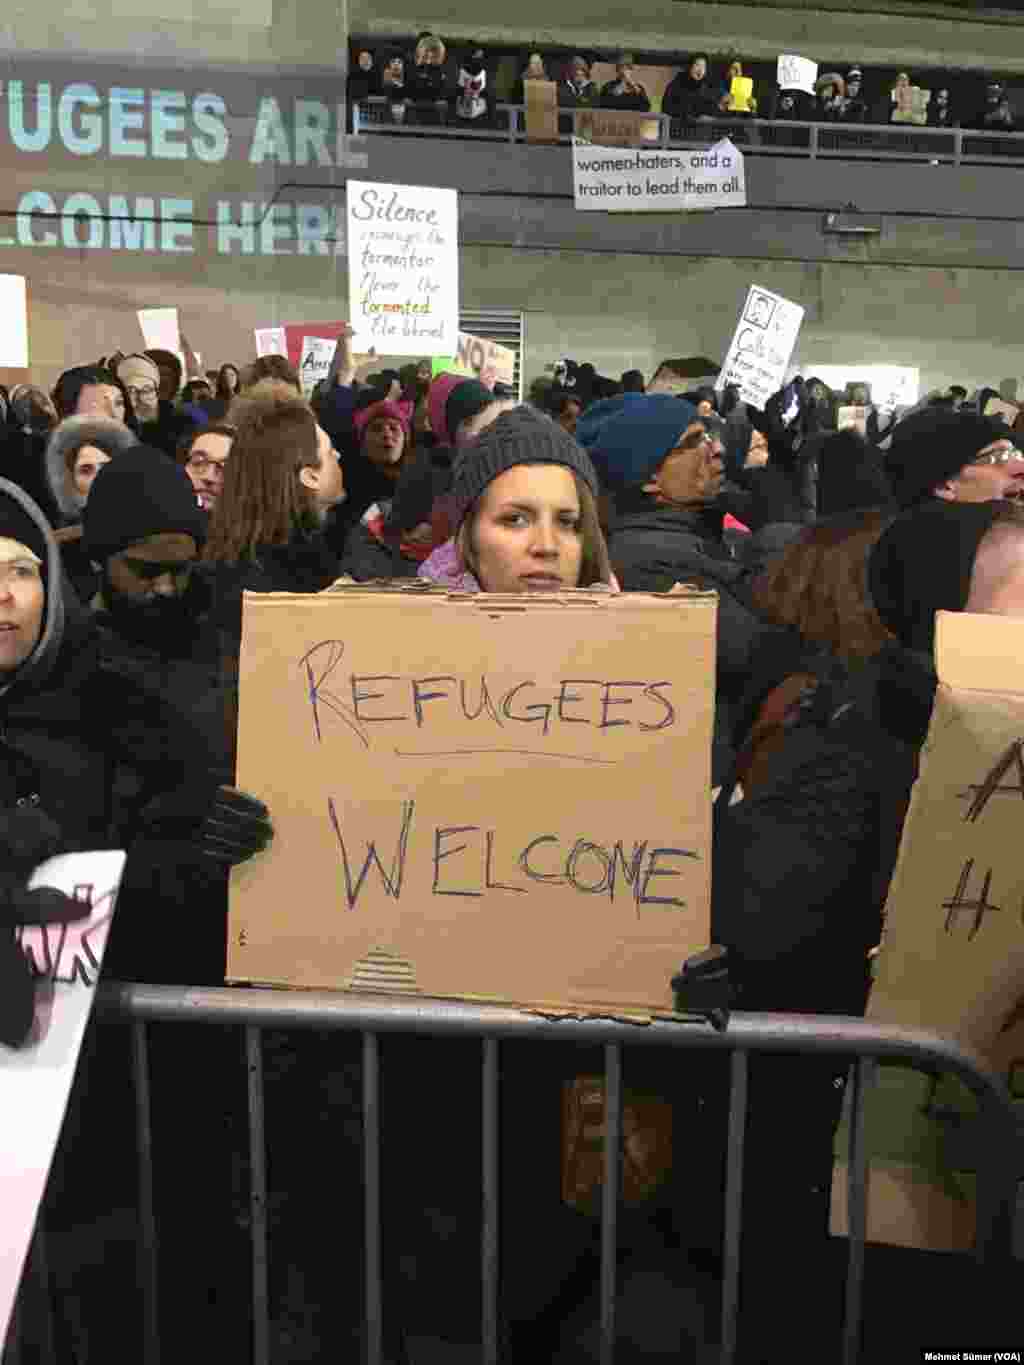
[837,405,868,435]
[254,326,287,358]
[298,336,338,397]
[716,286,806,410]
[573,139,745,213]
[0,276,28,368]
[347,181,459,357]
[137,307,181,355]
[777,54,819,96]
[1,850,126,1348]
[804,365,920,412]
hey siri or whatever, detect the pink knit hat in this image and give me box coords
[353,399,411,440]
[426,372,465,448]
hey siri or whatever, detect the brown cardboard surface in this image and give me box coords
[574,108,661,146]
[229,589,716,1013]
[524,80,558,142]
[832,610,1024,1251]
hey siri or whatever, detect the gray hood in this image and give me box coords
[0,478,67,697]
[45,414,139,523]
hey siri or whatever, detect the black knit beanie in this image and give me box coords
[452,407,599,527]
[885,410,1007,508]
[867,499,1001,653]
[82,446,208,562]
[0,496,49,576]
[445,380,494,440]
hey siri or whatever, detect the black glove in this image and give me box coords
[198,787,274,867]
[138,784,273,868]
[0,803,65,875]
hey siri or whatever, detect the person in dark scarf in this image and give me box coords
[0,477,271,1042]
[662,53,717,122]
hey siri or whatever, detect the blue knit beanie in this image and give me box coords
[589,395,698,491]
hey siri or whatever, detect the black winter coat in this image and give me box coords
[91,584,235,987]
[340,522,420,581]
[713,642,934,1016]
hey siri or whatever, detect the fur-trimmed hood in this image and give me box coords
[45,415,139,523]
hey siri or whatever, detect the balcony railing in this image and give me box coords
[353,100,1024,167]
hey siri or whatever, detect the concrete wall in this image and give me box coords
[9,237,1021,397]
[355,0,1024,77]
[461,247,1024,395]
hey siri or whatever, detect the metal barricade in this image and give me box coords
[4,985,1019,1365]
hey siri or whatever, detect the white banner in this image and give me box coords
[777,54,818,96]
[347,181,459,357]
[573,138,745,214]
[803,365,920,411]
[298,336,338,397]
[137,307,181,355]
[1,851,126,1348]
[254,325,287,358]
[716,285,806,410]
[0,276,28,368]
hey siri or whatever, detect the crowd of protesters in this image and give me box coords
[347,34,1019,133]
[1,327,1020,1360]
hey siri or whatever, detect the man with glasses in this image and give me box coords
[885,408,1024,507]
[177,424,235,511]
[589,394,803,781]
[118,353,197,458]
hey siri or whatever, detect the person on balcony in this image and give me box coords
[512,51,549,104]
[558,54,597,108]
[837,67,869,123]
[662,53,717,123]
[719,59,756,117]
[927,86,955,127]
[454,44,491,125]
[600,53,651,112]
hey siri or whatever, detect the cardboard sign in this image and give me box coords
[0,276,28,369]
[831,612,1024,1252]
[728,76,754,113]
[524,79,559,141]
[229,587,716,1012]
[802,366,920,412]
[298,336,338,397]
[254,325,287,358]
[716,286,805,410]
[347,181,459,357]
[777,55,819,97]
[837,405,868,435]
[1,851,125,1347]
[574,108,661,147]
[573,138,746,214]
[456,332,516,388]
[137,307,181,356]
[983,395,1021,427]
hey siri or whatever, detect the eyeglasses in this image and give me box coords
[187,453,228,476]
[125,384,158,401]
[971,445,1024,467]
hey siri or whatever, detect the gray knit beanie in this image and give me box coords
[451,406,599,527]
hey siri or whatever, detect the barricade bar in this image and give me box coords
[363,1032,382,1365]
[131,1018,161,1365]
[599,1043,623,1365]
[98,986,1017,1108]
[245,1027,269,1365]
[842,1056,876,1365]
[720,1048,748,1365]
[481,1038,499,1365]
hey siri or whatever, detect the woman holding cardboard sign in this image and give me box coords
[417,405,614,593]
